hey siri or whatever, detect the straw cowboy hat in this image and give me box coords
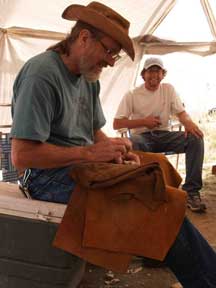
[62,1,135,60]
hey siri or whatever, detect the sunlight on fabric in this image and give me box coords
[209,0,216,16]
[154,0,214,41]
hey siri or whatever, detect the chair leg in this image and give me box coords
[176,154,180,170]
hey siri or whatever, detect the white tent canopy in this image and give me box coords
[1,0,216,135]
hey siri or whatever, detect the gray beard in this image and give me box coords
[79,56,101,82]
[83,72,101,82]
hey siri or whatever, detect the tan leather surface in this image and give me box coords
[70,161,167,210]
[83,185,186,260]
[54,153,186,272]
[53,185,132,273]
[134,151,182,188]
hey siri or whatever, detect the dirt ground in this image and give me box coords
[79,172,216,288]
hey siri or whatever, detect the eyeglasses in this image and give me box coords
[97,38,121,62]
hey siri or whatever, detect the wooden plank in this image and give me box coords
[0,182,66,223]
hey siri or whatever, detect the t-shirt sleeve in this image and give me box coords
[114,91,133,119]
[11,76,55,142]
[170,85,185,115]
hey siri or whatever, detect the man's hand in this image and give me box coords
[122,151,141,165]
[84,137,140,165]
[104,138,140,164]
[109,137,132,152]
[177,111,203,138]
[184,121,203,138]
[85,138,128,163]
[144,115,161,129]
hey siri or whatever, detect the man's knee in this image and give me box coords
[187,134,204,146]
[189,134,204,145]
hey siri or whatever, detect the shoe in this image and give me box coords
[187,194,207,213]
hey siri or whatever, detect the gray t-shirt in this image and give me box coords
[11,51,106,147]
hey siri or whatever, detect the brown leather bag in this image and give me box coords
[53,159,186,272]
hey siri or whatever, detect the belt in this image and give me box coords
[18,168,32,199]
[19,184,32,199]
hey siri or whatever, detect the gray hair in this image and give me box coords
[47,21,105,55]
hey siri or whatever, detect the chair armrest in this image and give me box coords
[117,128,130,138]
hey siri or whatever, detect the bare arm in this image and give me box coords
[11,133,140,171]
[177,111,203,138]
[113,116,161,130]
[94,129,109,142]
[11,138,88,171]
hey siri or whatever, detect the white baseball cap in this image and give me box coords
[144,57,164,70]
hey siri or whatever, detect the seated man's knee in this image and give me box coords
[187,134,204,148]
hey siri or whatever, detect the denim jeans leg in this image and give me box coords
[153,131,204,195]
[131,131,204,196]
[165,217,216,288]
[182,134,204,195]
[130,133,153,152]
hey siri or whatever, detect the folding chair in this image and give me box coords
[0,132,18,183]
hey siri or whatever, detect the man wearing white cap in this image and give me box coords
[114,57,205,213]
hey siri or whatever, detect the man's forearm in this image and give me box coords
[113,118,146,130]
[11,139,88,171]
[12,136,135,171]
[177,111,192,126]
[177,111,203,138]
[94,129,109,142]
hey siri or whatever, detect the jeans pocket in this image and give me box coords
[27,167,75,204]
[30,179,75,204]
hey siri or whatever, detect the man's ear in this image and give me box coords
[78,29,92,48]
[162,70,167,79]
[141,72,145,81]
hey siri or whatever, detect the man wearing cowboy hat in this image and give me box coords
[11,1,138,204]
[10,2,216,288]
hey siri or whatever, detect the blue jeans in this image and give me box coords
[19,166,75,204]
[165,217,216,287]
[19,167,216,287]
[130,131,204,196]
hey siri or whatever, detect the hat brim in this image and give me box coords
[145,63,164,70]
[62,4,135,60]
